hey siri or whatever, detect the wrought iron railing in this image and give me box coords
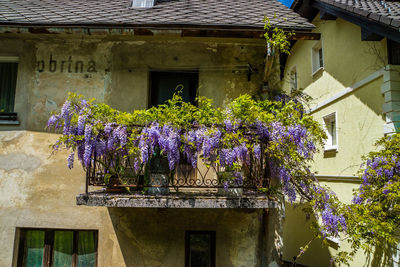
[85,150,270,196]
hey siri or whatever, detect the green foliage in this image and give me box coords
[263,15,294,55]
[331,134,400,265]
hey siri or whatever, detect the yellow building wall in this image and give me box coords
[283,16,387,107]
[281,15,388,266]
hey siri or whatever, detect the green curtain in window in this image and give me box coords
[0,63,18,113]
[25,230,45,267]
[77,231,97,267]
[53,231,73,267]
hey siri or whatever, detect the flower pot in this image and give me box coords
[147,173,170,195]
[217,171,243,197]
[146,155,170,195]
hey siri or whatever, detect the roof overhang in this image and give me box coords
[313,1,400,42]
[293,0,400,43]
[0,23,320,40]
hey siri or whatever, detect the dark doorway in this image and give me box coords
[185,231,216,267]
[149,71,198,107]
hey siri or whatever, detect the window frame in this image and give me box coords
[185,231,216,267]
[131,0,155,8]
[311,41,324,76]
[323,112,338,152]
[0,56,19,124]
[289,66,298,93]
[388,39,400,65]
[148,70,199,108]
[16,228,98,267]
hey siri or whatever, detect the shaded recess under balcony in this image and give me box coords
[76,153,277,209]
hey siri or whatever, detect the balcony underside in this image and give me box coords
[76,191,278,209]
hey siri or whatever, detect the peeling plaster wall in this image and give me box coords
[108,208,261,267]
[0,33,269,266]
[0,34,265,132]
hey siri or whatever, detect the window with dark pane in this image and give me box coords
[17,229,98,267]
[149,71,199,177]
[149,71,198,107]
[318,48,324,69]
[185,231,215,267]
[0,62,18,113]
[388,40,400,65]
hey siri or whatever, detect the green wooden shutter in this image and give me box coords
[0,62,18,113]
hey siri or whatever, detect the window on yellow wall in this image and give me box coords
[312,41,324,74]
[388,39,400,65]
[290,67,297,93]
[323,113,337,151]
[0,57,19,122]
[16,228,98,267]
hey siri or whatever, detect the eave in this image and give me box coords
[313,1,400,43]
[0,23,320,40]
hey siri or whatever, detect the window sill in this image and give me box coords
[324,147,338,153]
[0,112,19,125]
[0,120,20,125]
[326,235,340,248]
[312,67,324,77]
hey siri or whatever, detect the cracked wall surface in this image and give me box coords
[0,33,274,266]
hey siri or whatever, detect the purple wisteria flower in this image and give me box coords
[104,123,113,135]
[254,144,261,160]
[83,124,92,167]
[255,120,269,140]
[47,114,59,128]
[233,171,243,186]
[352,195,363,204]
[113,126,128,147]
[225,119,233,133]
[321,204,347,236]
[67,151,74,169]
[202,129,221,159]
[61,100,72,135]
[77,115,86,135]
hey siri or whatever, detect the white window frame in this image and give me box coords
[311,41,324,75]
[290,66,298,93]
[131,0,155,8]
[323,112,338,151]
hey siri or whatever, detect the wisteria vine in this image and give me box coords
[48,92,347,239]
[331,134,400,264]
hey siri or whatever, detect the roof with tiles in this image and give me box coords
[0,0,314,30]
[317,0,400,29]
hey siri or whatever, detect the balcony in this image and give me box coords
[44,94,307,210]
[76,153,276,209]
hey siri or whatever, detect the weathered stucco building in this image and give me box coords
[282,0,400,266]
[0,0,319,266]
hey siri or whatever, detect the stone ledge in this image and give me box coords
[76,191,278,209]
